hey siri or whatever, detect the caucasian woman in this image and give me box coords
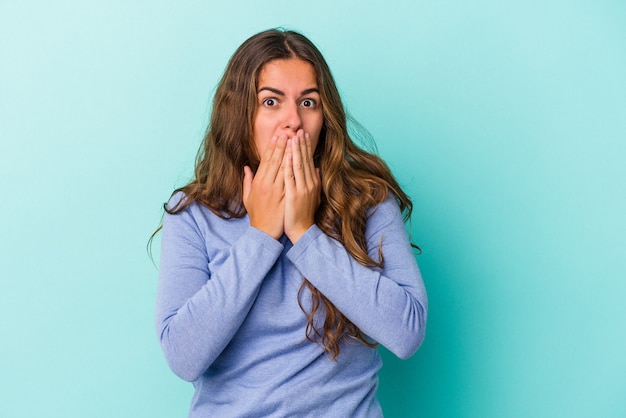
[155,28,428,417]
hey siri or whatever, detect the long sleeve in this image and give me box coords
[286,195,428,359]
[155,197,284,382]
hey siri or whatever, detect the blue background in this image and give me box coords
[1,1,625,417]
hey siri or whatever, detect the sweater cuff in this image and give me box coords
[286,224,325,262]
[245,225,285,254]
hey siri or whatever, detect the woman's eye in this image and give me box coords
[301,99,317,108]
[262,98,278,107]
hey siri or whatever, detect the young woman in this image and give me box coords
[155,28,427,417]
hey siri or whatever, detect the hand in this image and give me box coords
[284,130,321,244]
[243,135,287,240]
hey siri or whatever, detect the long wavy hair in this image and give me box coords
[161,29,415,359]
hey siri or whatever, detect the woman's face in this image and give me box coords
[252,58,324,158]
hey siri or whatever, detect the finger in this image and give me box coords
[257,135,285,172]
[293,133,310,188]
[265,134,288,183]
[300,132,315,188]
[284,143,295,192]
[301,131,315,185]
[304,132,314,166]
[253,136,275,179]
[273,139,286,190]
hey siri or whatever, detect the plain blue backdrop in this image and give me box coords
[1,1,625,417]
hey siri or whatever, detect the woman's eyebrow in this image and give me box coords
[300,88,319,96]
[257,87,320,96]
[258,87,284,95]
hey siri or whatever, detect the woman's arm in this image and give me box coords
[155,201,284,382]
[286,195,427,359]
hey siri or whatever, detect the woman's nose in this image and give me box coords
[283,104,302,132]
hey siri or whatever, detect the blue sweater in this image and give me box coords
[156,193,427,417]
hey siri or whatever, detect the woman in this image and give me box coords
[155,28,427,417]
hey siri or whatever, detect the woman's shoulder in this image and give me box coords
[165,191,190,212]
[163,191,219,225]
[165,191,215,214]
[367,192,402,219]
[162,191,251,249]
[164,191,246,231]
